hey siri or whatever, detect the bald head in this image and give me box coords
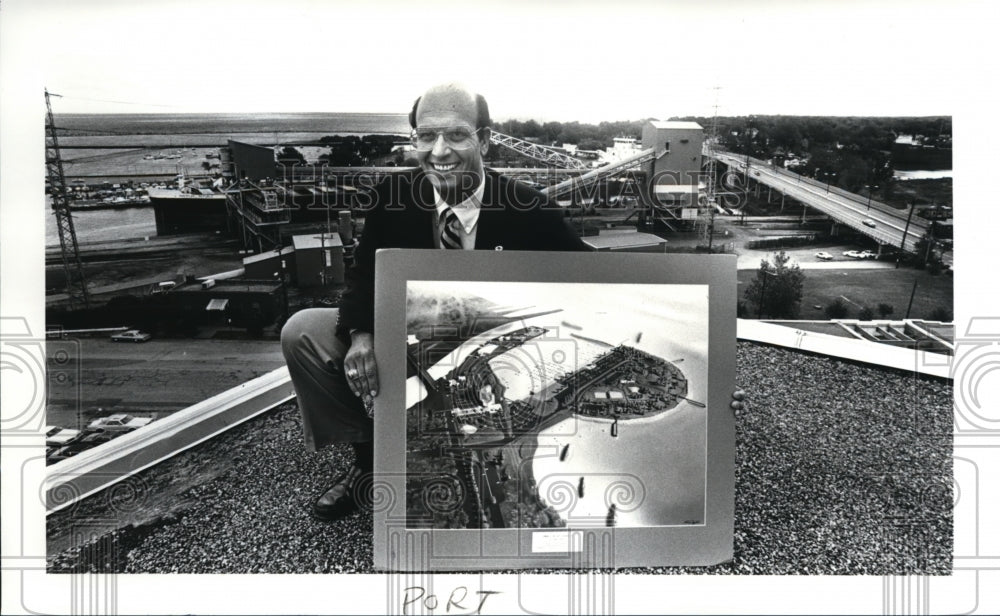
[408,83,492,204]
[408,83,491,131]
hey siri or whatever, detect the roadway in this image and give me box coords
[478,458,506,528]
[708,150,929,253]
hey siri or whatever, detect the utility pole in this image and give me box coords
[742,118,753,226]
[707,207,716,251]
[704,86,721,251]
[275,244,289,320]
[904,278,918,319]
[896,201,917,269]
[744,118,752,172]
[320,195,330,287]
[45,89,90,310]
[865,168,879,211]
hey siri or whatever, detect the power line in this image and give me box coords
[53,93,184,109]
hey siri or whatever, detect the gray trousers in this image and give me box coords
[280,308,372,451]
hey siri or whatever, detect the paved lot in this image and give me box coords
[628,215,903,270]
[46,337,286,428]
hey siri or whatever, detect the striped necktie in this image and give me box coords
[439,206,463,249]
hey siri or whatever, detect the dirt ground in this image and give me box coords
[46,235,244,295]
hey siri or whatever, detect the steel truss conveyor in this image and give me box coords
[488,131,590,170]
[541,148,656,199]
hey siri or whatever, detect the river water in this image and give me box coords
[893,169,952,180]
[47,112,411,247]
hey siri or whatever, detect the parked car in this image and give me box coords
[843,250,863,259]
[607,195,639,207]
[87,413,154,432]
[110,329,151,343]
[78,432,115,446]
[45,426,82,447]
[48,433,113,462]
[862,219,877,228]
[815,251,833,261]
[47,446,80,463]
[858,250,878,259]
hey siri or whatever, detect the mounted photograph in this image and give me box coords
[373,250,736,570]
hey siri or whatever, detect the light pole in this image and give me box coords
[865,184,879,211]
[275,245,289,320]
[896,201,917,269]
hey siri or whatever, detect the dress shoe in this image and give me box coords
[312,465,363,521]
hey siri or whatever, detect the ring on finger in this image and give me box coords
[347,368,359,379]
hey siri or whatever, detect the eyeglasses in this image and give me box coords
[410,126,483,151]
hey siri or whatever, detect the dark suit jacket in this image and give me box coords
[336,167,590,340]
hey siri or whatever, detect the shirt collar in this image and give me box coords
[433,176,485,235]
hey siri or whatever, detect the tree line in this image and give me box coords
[293,116,951,193]
[494,115,951,193]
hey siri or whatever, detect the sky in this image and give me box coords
[2,0,996,121]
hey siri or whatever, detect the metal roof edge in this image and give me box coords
[737,319,951,379]
[44,367,295,515]
[904,319,955,352]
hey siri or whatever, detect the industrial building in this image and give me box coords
[642,120,704,214]
[225,140,277,182]
[169,278,285,331]
[291,232,344,286]
[148,182,228,236]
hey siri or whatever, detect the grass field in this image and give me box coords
[738,267,953,320]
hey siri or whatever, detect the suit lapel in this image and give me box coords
[409,171,437,248]
[475,171,506,250]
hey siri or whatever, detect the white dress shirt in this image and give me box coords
[433,179,485,250]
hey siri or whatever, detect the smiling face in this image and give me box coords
[412,85,489,204]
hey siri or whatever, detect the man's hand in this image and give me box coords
[344,331,379,400]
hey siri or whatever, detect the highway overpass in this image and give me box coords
[708,150,929,253]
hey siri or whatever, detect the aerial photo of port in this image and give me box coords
[402,281,708,530]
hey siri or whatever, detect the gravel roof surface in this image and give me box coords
[47,341,952,575]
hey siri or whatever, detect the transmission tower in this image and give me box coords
[45,89,90,309]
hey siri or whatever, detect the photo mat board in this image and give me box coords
[373,250,736,570]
